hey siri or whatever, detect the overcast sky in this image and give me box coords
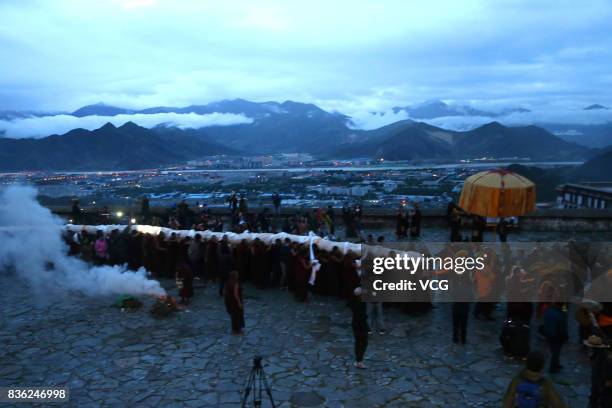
[1,0,612,115]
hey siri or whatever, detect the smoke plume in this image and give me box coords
[0,185,165,297]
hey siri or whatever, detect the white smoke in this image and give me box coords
[0,112,253,139]
[0,185,165,297]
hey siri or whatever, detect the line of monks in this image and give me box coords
[65,228,366,303]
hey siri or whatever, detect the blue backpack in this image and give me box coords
[516,378,543,408]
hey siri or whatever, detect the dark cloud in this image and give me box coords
[0,0,611,116]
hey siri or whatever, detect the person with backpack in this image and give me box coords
[502,351,567,408]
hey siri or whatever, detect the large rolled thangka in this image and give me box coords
[65,224,369,255]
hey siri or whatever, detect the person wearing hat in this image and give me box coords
[351,287,369,369]
[580,267,612,408]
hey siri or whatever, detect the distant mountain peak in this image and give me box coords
[99,122,116,130]
[119,121,141,129]
[419,99,448,107]
[479,121,505,130]
[76,102,119,110]
[72,103,130,117]
[280,100,323,110]
[584,104,609,110]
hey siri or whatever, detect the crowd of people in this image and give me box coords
[446,200,512,243]
[72,196,510,245]
[64,196,612,407]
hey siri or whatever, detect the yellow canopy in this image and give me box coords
[459,169,536,217]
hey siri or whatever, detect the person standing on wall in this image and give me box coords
[497,217,509,242]
[410,202,422,239]
[71,199,82,224]
[272,192,282,216]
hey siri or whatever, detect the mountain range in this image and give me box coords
[326,120,588,161]
[72,99,337,119]
[0,104,593,171]
[0,122,236,171]
[3,98,610,148]
[0,98,610,172]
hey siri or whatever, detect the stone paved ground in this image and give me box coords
[1,275,592,408]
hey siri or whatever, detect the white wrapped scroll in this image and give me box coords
[65,224,363,255]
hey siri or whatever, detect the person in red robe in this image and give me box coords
[287,242,300,292]
[328,246,344,297]
[154,232,168,277]
[250,238,267,287]
[224,270,244,335]
[294,247,312,302]
[205,236,219,282]
[176,261,194,305]
[234,239,251,282]
[342,251,361,300]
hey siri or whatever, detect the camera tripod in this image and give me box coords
[241,356,276,408]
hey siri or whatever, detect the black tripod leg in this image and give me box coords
[258,368,264,405]
[241,370,256,408]
[260,370,276,408]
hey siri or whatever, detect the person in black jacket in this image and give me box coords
[351,287,369,369]
[450,211,462,242]
[71,199,81,224]
[140,197,150,224]
[272,193,281,216]
[471,215,486,242]
[497,217,509,242]
[218,239,234,297]
[543,302,569,373]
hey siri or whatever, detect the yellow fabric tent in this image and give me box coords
[459,170,536,217]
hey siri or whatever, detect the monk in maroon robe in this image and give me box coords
[176,261,194,304]
[342,252,361,299]
[224,270,244,335]
[294,247,312,302]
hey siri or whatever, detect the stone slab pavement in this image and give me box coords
[0,275,591,407]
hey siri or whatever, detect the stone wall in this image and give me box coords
[48,205,612,232]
